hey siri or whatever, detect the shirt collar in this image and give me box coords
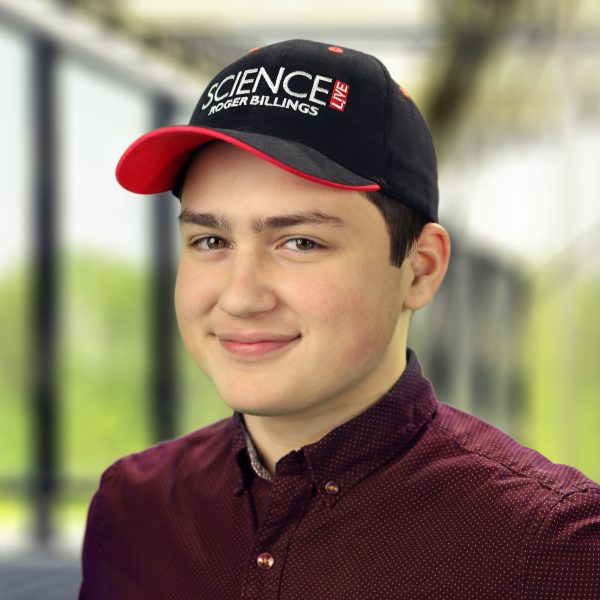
[231,348,438,504]
[242,423,274,483]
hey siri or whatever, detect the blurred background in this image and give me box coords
[1,0,599,597]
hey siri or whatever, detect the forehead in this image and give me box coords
[180,142,382,224]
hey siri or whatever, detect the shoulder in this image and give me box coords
[429,402,600,595]
[80,417,237,594]
[95,416,235,495]
[82,416,236,546]
[430,400,598,498]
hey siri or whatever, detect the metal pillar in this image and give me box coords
[150,96,178,443]
[30,35,59,547]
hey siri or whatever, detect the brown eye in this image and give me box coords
[283,238,323,252]
[192,236,227,250]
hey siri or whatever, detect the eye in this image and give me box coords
[189,235,323,253]
[190,235,228,251]
[282,237,323,252]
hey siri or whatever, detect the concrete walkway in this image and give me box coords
[0,551,81,600]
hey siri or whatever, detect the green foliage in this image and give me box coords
[60,251,152,476]
[0,252,228,491]
[523,274,600,483]
[0,265,29,477]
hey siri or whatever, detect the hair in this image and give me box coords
[362,191,431,269]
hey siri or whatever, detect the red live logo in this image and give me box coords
[329,80,349,112]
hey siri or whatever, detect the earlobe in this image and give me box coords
[403,224,451,311]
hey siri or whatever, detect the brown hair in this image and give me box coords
[362,191,431,268]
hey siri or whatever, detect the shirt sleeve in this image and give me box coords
[523,489,600,599]
[78,463,120,600]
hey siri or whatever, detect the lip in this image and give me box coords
[216,333,301,358]
[217,332,300,344]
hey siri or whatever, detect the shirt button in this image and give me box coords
[325,480,339,494]
[257,552,274,570]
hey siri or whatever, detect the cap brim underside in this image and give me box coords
[115,125,380,195]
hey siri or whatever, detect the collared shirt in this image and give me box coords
[79,350,600,599]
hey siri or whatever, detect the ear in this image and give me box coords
[404,223,451,311]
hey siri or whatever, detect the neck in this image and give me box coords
[243,350,407,478]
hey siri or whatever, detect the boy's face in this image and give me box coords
[175,142,415,420]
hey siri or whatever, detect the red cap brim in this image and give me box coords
[115,125,380,196]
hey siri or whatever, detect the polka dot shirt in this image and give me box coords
[79,349,600,599]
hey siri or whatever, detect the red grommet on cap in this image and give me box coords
[328,46,343,53]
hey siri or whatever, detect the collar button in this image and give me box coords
[324,480,339,495]
[257,552,275,570]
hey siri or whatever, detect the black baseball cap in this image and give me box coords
[116,39,438,222]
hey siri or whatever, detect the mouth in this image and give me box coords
[217,335,301,358]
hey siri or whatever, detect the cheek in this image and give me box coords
[174,260,218,325]
[295,265,393,365]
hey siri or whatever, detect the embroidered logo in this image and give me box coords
[201,66,351,118]
[329,80,349,112]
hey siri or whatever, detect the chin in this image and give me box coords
[220,396,294,417]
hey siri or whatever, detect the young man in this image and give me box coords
[79,40,600,599]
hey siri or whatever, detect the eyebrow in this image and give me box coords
[177,209,345,233]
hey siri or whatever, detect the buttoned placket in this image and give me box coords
[239,450,315,599]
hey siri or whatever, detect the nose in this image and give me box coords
[218,248,278,318]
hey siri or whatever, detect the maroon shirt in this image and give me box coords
[79,350,600,599]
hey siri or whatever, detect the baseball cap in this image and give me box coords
[116,39,438,222]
